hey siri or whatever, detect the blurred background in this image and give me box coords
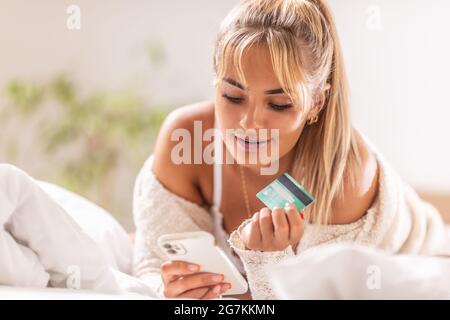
[1,0,449,230]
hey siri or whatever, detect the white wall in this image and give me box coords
[1,0,449,192]
[328,0,450,192]
[0,0,236,103]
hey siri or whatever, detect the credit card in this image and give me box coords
[256,173,316,212]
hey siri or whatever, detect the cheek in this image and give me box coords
[214,99,240,128]
[274,110,303,133]
[276,113,304,152]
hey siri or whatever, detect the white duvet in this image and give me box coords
[0,164,154,298]
[269,243,450,299]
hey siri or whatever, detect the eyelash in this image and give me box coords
[221,94,292,111]
[222,94,243,104]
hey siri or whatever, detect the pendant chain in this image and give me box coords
[239,165,252,219]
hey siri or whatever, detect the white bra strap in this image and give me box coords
[212,121,223,210]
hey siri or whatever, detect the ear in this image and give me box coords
[311,83,331,115]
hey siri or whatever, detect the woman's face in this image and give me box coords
[215,45,309,168]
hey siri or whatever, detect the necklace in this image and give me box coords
[239,165,252,218]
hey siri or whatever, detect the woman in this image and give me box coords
[132,0,448,300]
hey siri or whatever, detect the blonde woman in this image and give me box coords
[132,0,448,300]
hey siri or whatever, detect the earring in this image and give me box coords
[308,114,319,125]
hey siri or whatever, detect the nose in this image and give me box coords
[239,103,265,130]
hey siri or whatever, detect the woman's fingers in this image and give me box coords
[177,286,211,299]
[272,207,289,244]
[285,203,304,244]
[177,282,231,300]
[201,285,222,299]
[201,283,232,300]
[259,207,274,245]
[243,205,305,251]
[245,211,261,250]
[164,272,224,298]
[160,260,200,285]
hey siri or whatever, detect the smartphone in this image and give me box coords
[157,231,248,296]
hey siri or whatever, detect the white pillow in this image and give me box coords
[37,181,133,274]
[268,243,450,299]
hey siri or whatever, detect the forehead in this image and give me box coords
[224,45,282,90]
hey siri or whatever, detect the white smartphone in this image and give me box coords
[157,231,248,296]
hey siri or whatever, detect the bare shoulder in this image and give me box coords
[152,101,215,206]
[331,129,379,225]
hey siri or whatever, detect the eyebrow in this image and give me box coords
[223,78,286,95]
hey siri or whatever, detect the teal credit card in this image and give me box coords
[256,173,316,212]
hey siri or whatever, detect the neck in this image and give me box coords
[243,148,296,179]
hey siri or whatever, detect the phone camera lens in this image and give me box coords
[163,243,172,249]
[168,249,177,255]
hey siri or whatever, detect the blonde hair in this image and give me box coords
[214,0,362,225]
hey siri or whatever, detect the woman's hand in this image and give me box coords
[240,203,305,252]
[160,261,231,299]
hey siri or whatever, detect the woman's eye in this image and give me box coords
[269,102,293,111]
[222,94,244,104]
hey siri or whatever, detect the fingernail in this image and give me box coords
[213,285,221,293]
[222,283,232,292]
[188,264,199,272]
[300,212,305,219]
[212,274,224,282]
[284,202,293,210]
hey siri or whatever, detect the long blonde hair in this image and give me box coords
[213,0,362,225]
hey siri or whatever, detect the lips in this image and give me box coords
[234,135,271,150]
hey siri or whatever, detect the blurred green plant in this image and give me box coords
[5,80,45,115]
[1,75,170,224]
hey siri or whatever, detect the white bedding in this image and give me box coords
[36,181,133,274]
[0,285,153,300]
[0,164,155,298]
[269,243,450,299]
